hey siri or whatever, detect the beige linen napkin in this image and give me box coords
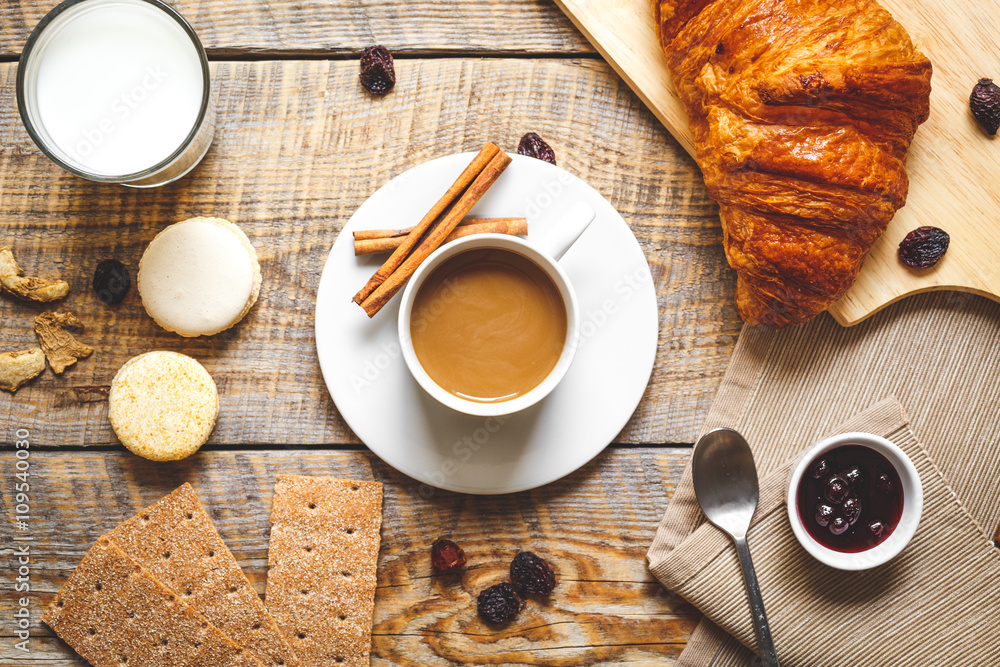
[648,292,1000,666]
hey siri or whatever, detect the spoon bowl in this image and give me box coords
[692,427,760,538]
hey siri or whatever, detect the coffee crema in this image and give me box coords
[410,248,567,403]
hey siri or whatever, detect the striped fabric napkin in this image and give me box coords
[648,292,1000,666]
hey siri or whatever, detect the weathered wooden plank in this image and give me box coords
[0,58,740,448]
[2,0,592,58]
[0,447,698,665]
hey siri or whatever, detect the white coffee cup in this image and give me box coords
[397,202,596,417]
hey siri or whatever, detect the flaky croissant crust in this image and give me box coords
[655,0,932,327]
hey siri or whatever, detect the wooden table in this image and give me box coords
[0,1,744,663]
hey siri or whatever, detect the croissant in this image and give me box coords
[654,0,932,327]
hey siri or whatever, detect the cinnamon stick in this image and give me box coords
[353,217,509,242]
[358,149,513,317]
[352,142,501,305]
[353,218,527,256]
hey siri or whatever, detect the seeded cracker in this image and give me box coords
[42,538,264,667]
[108,483,301,667]
[266,476,383,667]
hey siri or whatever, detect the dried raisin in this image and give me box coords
[509,551,556,596]
[430,537,466,574]
[476,582,523,624]
[517,132,556,165]
[359,45,395,95]
[898,226,950,269]
[970,78,1000,136]
[93,259,130,305]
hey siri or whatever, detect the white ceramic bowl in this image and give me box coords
[397,233,580,417]
[786,431,923,571]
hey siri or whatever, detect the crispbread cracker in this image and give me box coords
[42,537,264,667]
[108,483,301,667]
[265,476,383,667]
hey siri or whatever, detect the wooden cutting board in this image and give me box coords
[555,0,1000,326]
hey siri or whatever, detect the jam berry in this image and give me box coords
[814,503,835,527]
[841,465,863,486]
[811,458,831,479]
[842,496,862,525]
[875,473,894,496]
[867,520,885,541]
[824,476,850,504]
[829,516,850,536]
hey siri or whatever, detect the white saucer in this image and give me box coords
[315,153,658,494]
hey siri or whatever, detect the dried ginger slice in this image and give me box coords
[1,274,70,301]
[0,347,45,392]
[0,246,68,302]
[0,247,19,276]
[34,311,94,374]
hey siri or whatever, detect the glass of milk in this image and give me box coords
[16,0,215,188]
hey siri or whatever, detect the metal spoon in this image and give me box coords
[692,427,780,667]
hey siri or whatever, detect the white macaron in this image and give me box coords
[138,217,261,337]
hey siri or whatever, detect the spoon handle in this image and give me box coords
[734,535,780,667]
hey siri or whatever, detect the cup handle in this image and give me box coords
[536,202,596,261]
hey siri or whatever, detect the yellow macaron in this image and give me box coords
[109,351,218,461]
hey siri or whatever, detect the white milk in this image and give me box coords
[26,0,206,177]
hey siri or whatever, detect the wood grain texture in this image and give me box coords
[0,58,741,448]
[556,0,1000,326]
[2,0,592,58]
[0,448,699,665]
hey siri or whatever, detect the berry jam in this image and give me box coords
[797,445,904,553]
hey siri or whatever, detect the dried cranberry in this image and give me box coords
[476,582,523,624]
[824,476,850,504]
[93,259,130,305]
[517,132,556,165]
[898,226,950,269]
[510,551,556,596]
[810,458,830,480]
[430,537,466,574]
[359,45,395,95]
[814,503,835,528]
